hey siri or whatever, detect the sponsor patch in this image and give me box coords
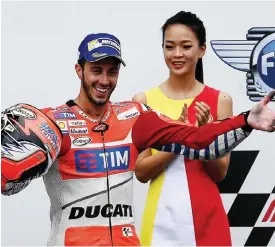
[40,123,59,152]
[72,137,91,146]
[68,120,86,127]
[56,120,68,133]
[53,112,77,119]
[101,39,120,51]
[75,146,130,173]
[68,204,133,219]
[122,226,133,237]
[70,127,88,135]
[117,107,140,120]
[87,39,101,51]
[87,38,121,52]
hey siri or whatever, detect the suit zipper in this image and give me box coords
[100,131,114,246]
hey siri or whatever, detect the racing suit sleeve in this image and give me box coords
[131,105,252,160]
[41,108,71,157]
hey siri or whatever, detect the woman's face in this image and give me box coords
[163,24,205,77]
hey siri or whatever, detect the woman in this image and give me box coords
[132,11,233,246]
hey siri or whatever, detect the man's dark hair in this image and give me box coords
[162,11,206,83]
[78,58,86,70]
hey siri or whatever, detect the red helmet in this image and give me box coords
[1,103,63,195]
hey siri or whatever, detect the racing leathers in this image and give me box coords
[1,100,252,246]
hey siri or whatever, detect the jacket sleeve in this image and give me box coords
[131,105,252,160]
[42,108,71,157]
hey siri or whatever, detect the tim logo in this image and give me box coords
[211,27,275,102]
[75,146,130,173]
[53,112,77,119]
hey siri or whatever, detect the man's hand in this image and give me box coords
[248,91,275,132]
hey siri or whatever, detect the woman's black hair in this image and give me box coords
[162,11,206,83]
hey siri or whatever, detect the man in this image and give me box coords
[1,32,275,246]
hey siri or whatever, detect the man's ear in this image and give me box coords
[75,64,83,80]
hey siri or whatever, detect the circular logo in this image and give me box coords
[251,32,275,93]
[58,122,66,129]
[257,39,275,89]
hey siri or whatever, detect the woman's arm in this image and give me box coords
[132,92,178,183]
[204,91,233,182]
[134,148,179,183]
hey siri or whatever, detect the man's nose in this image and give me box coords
[98,73,109,85]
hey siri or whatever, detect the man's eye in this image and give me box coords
[109,70,118,75]
[91,69,101,73]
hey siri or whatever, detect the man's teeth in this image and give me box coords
[95,87,108,93]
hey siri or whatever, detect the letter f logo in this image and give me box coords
[262,52,275,76]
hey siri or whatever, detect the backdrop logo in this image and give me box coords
[211,27,275,102]
[262,199,275,223]
[218,151,275,245]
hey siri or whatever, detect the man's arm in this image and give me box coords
[132,107,252,156]
[132,90,275,159]
[132,92,178,179]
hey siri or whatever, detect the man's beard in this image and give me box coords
[82,79,114,106]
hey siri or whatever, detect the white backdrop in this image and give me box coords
[1,1,275,246]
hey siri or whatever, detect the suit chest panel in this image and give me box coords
[56,116,138,180]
